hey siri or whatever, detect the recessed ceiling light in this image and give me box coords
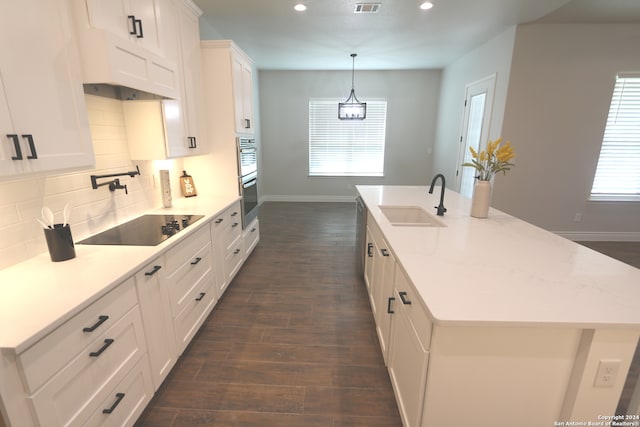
[294,3,307,11]
[420,1,434,10]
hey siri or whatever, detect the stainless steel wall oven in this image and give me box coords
[237,137,258,228]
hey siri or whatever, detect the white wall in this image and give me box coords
[431,26,517,187]
[258,69,441,201]
[494,23,640,238]
[0,95,183,269]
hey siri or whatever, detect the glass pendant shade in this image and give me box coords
[339,54,366,120]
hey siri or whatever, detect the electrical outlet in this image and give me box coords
[574,213,582,222]
[594,359,620,387]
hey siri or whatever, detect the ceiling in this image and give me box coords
[193,0,640,70]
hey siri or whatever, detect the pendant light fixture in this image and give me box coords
[338,53,366,120]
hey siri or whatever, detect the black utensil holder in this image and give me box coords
[44,224,76,262]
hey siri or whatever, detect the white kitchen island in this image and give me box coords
[357,185,640,427]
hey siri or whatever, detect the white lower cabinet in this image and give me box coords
[134,257,177,390]
[243,218,260,258]
[364,214,433,427]
[387,274,431,427]
[164,227,216,354]
[19,278,152,427]
[211,201,243,298]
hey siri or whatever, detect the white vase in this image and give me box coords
[471,180,492,218]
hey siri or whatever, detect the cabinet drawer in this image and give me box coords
[18,278,137,393]
[28,306,147,427]
[224,219,242,250]
[243,218,259,257]
[224,238,243,282]
[83,358,154,427]
[164,227,211,275]
[394,268,433,351]
[173,270,216,353]
[166,239,213,317]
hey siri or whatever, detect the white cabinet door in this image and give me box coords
[232,54,254,134]
[176,1,206,155]
[83,0,165,56]
[388,286,429,427]
[134,258,177,390]
[0,0,94,177]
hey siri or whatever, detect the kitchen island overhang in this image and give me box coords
[356,184,640,427]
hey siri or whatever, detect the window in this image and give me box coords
[590,74,640,201]
[308,98,387,176]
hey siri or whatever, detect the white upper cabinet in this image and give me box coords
[232,54,255,134]
[0,0,94,177]
[71,0,179,98]
[175,0,207,155]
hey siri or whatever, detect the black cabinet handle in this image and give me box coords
[21,134,37,159]
[399,291,412,305]
[251,227,256,232]
[187,136,197,149]
[145,265,162,276]
[387,297,395,314]
[90,338,114,357]
[195,292,206,301]
[191,257,202,265]
[367,242,374,257]
[233,248,241,255]
[7,134,22,160]
[102,393,125,414]
[244,118,251,129]
[380,248,389,257]
[232,222,239,228]
[231,211,238,217]
[127,15,137,34]
[215,218,223,224]
[82,315,109,333]
[127,15,143,38]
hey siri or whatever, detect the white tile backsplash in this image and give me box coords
[0,94,184,269]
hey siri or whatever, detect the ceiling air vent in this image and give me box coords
[354,3,380,13]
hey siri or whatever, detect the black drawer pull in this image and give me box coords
[399,291,412,305]
[191,257,202,265]
[387,297,395,314]
[7,134,22,160]
[232,222,239,228]
[230,211,238,217]
[90,338,114,357]
[195,292,206,301]
[127,15,137,34]
[215,218,223,224]
[102,393,125,414]
[22,134,37,159]
[367,242,373,257]
[251,227,256,232]
[145,265,162,276]
[380,248,389,256]
[244,118,251,128]
[83,315,109,332]
[233,248,241,255]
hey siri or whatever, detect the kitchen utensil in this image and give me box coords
[42,207,54,228]
[62,203,71,227]
[36,218,50,229]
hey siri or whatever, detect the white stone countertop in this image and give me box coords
[357,185,640,329]
[0,195,240,352]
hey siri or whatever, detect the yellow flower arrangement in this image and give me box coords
[462,137,515,181]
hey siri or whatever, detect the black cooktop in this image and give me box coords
[77,214,204,246]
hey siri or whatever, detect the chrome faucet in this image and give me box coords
[428,174,447,216]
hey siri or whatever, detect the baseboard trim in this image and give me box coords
[555,231,640,242]
[260,195,356,203]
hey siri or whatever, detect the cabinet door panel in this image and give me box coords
[388,289,429,427]
[0,0,93,176]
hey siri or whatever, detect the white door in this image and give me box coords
[455,74,496,198]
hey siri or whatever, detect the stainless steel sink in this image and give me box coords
[379,205,446,227]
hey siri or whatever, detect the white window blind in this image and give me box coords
[590,74,640,200]
[309,98,387,176]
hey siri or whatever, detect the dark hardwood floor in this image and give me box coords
[135,202,403,427]
[134,203,640,426]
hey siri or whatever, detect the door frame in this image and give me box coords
[455,74,497,195]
